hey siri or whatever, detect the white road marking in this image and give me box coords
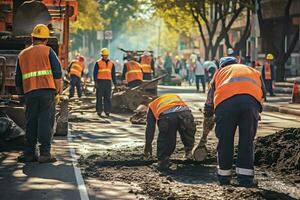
[68,129,90,200]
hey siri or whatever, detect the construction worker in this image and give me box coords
[203,56,265,187]
[140,51,155,80]
[144,94,196,170]
[262,53,275,96]
[121,52,143,88]
[15,24,62,163]
[93,48,116,117]
[68,55,85,98]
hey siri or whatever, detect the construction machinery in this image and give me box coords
[0,0,78,145]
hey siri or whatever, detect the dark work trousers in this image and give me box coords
[264,80,274,96]
[143,73,152,80]
[96,79,112,114]
[24,90,55,156]
[215,94,260,178]
[128,80,142,88]
[195,75,206,92]
[69,75,82,98]
[157,110,196,161]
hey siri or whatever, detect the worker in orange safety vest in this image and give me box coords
[93,48,116,117]
[68,55,85,98]
[139,51,155,80]
[203,56,265,187]
[121,52,143,88]
[262,53,275,96]
[144,94,196,170]
[15,24,62,163]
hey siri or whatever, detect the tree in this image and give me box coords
[256,0,299,81]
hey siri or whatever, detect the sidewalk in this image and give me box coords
[263,94,300,116]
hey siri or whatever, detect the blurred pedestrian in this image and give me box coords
[163,52,173,84]
[195,56,206,92]
[203,59,217,83]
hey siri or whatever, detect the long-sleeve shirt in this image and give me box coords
[93,59,116,85]
[15,48,62,89]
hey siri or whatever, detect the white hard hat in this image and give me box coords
[143,51,150,56]
[227,48,234,56]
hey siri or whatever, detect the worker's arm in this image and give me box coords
[144,108,156,157]
[204,81,215,118]
[121,64,127,80]
[81,63,86,77]
[49,49,62,94]
[15,59,23,94]
[151,58,155,77]
[111,64,117,86]
[93,62,99,84]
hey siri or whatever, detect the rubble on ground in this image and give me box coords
[254,128,300,178]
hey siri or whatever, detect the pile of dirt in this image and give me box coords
[255,128,300,176]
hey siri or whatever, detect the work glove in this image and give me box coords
[144,143,152,159]
[55,94,60,105]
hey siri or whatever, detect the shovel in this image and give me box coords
[193,116,215,161]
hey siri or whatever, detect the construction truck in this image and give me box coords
[0,0,78,147]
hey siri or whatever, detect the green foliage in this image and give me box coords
[71,0,104,31]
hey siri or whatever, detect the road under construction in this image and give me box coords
[0,1,300,200]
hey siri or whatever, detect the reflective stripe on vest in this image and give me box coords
[97,60,112,80]
[22,69,52,80]
[126,61,143,82]
[148,94,187,119]
[264,63,271,80]
[213,64,263,108]
[140,56,152,73]
[18,44,56,94]
[70,61,84,77]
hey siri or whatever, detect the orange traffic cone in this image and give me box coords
[291,81,300,103]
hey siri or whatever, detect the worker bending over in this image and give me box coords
[121,53,143,88]
[204,56,265,187]
[144,94,196,170]
[140,51,155,80]
[15,24,62,163]
[68,55,85,98]
[93,48,116,117]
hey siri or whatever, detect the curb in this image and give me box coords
[263,104,300,116]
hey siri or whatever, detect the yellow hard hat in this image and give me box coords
[266,53,274,60]
[101,48,109,56]
[31,24,50,39]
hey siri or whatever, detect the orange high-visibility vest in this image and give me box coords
[126,61,143,82]
[264,62,271,80]
[140,55,152,73]
[70,60,84,78]
[214,64,263,108]
[97,59,113,80]
[18,44,56,94]
[148,94,187,119]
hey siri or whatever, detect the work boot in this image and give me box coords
[153,160,171,171]
[38,154,57,163]
[105,112,110,117]
[218,175,231,186]
[184,150,193,160]
[232,175,258,188]
[18,153,37,163]
[97,112,102,117]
